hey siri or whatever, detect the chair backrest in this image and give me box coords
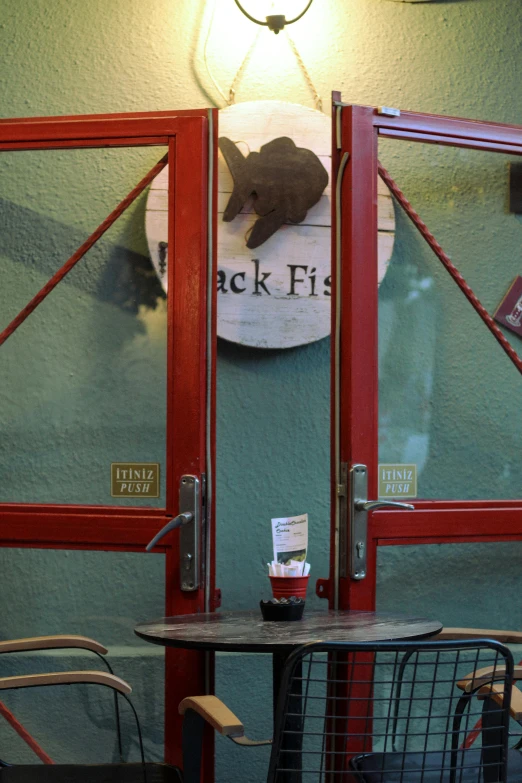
[267,639,514,783]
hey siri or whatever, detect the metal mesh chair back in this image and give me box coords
[268,639,514,783]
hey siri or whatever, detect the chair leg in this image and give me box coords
[182,709,206,783]
[481,696,507,783]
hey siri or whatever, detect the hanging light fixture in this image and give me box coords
[233,0,314,34]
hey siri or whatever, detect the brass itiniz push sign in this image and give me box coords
[378,464,417,499]
[111,463,160,498]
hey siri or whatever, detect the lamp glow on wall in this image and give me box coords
[233,0,314,33]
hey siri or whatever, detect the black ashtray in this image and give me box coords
[260,597,305,621]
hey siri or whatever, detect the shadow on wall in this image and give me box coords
[0,195,169,506]
[0,196,165,320]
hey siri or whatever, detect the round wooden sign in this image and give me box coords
[145,101,395,349]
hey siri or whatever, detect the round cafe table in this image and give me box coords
[135,608,442,714]
[135,611,442,783]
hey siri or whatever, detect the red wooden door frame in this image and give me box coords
[0,109,217,769]
[325,98,522,612]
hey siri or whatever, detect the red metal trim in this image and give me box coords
[166,120,208,515]
[166,136,178,516]
[162,116,216,768]
[373,109,522,148]
[378,128,522,156]
[334,105,379,612]
[328,154,378,773]
[0,116,205,146]
[0,509,171,548]
[0,542,169,553]
[0,700,54,764]
[378,535,522,546]
[0,109,209,125]
[0,502,167,516]
[378,498,522,510]
[373,503,522,541]
[0,137,170,151]
[0,504,169,547]
[6,495,516,542]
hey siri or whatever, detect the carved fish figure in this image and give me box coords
[219,136,329,249]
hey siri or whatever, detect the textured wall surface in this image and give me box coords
[0,0,521,780]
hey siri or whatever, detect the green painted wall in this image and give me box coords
[0,1,521,780]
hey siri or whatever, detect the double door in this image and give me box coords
[1,102,522,775]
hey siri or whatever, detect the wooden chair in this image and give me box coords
[0,635,182,783]
[437,629,522,646]
[440,629,522,762]
[179,638,516,783]
[0,635,126,765]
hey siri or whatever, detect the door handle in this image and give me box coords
[145,474,201,592]
[348,464,414,581]
[355,499,414,512]
[145,512,193,552]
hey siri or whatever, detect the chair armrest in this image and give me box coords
[0,635,108,655]
[180,696,271,783]
[477,682,522,721]
[179,695,244,737]
[0,670,131,694]
[457,665,522,693]
[437,628,522,645]
[180,697,257,783]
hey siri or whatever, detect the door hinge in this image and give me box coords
[377,106,401,117]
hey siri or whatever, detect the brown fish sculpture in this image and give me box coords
[219,136,329,249]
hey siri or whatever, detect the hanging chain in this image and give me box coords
[227,28,262,104]
[285,32,323,112]
[204,0,321,110]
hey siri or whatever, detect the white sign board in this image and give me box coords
[145,100,395,349]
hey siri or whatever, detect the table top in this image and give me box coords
[135,610,442,653]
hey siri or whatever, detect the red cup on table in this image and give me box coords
[270,575,309,600]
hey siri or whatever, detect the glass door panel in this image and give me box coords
[376,541,522,630]
[0,548,165,763]
[0,147,167,506]
[378,140,522,500]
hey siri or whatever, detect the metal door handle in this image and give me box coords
[355,499,415,512]
[146,512,193,552]
[347,464,415,581]
[144,474,202,592]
